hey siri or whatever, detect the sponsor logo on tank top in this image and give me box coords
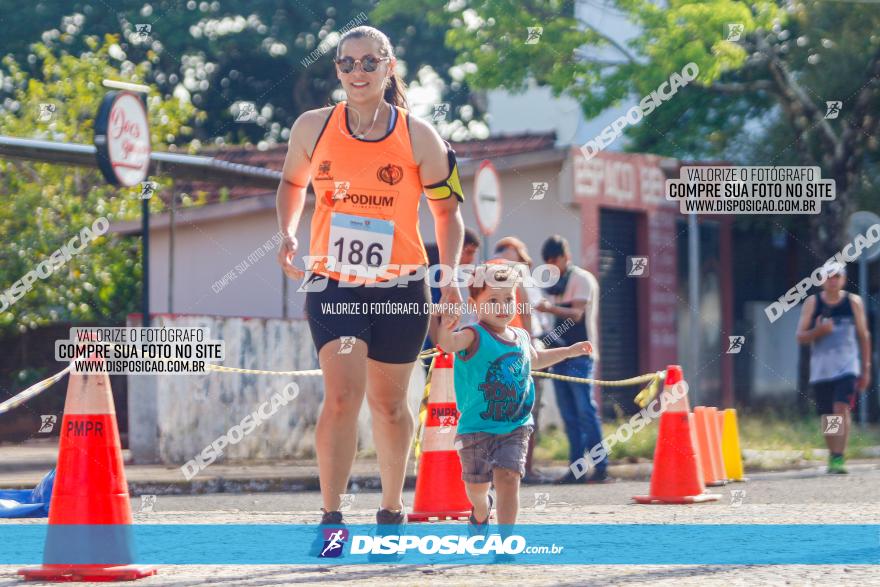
[377,163,403,185]
[321,187,397,210]
[316,160,333,180]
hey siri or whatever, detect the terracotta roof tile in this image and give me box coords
[449,131,557,159]
[168,131,558,206]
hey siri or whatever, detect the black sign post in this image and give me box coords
[94,84,152,326]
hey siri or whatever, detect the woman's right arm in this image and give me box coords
[796,295,823,344]
[276,113,317,280]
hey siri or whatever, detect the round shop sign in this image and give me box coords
[473,160,502,236]
[847,211,880,263]
[94,91,151,187]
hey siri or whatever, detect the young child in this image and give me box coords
[435,263,594,531]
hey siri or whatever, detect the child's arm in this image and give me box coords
[435,311,476,353]
[531,340,593,370]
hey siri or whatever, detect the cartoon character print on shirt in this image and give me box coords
[478,351,533,423]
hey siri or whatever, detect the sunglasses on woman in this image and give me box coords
[334,55,389,74]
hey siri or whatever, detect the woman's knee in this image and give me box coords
[369,396,411,424]
[321,387,363,417]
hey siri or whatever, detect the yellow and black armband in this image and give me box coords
[424,143,464,202]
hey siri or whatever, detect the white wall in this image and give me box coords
[418,159,582,266]
[486,0,644,150]
[127,314,425,465]
[148,206,315,320]
[486,85,584,146]
[745,301,801,397]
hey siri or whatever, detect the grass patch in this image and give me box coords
[534,410,880,463]
[533,423,657,463]
[737,409,880,459]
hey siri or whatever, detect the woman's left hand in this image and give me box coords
[440,286,463,330]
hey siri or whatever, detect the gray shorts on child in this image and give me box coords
[454,425,534,483]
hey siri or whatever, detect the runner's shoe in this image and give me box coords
[827,454,849,474]
[367,506,407,562]
[310,509,346,557]
[468,493,494,537]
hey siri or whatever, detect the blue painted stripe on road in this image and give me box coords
[1,524,878,565]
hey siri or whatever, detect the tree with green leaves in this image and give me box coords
[0,1,481,144]
[0,36,198,335]
[406,0,879,258]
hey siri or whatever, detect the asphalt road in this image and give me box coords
[2,463,878,586]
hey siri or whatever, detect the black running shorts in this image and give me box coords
[812,374,857,415]
[303,272,431,364]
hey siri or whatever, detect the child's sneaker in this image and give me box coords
[467,493,493,537]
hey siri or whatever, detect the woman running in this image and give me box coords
[275,25,465,531]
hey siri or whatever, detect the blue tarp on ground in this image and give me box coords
[0,469,54,518]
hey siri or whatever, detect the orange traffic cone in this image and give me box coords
[19,350,156,581]
[694,407,725,487]
[633,366,721,504]
[708,407,728,483]
[689,412,706,486]
[409,351,472,522]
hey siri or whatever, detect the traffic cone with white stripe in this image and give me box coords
[408,351,472,522]
[633,366,721,504]
[19,347,156,581]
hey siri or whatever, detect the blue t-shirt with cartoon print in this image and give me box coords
[453,322,535,435]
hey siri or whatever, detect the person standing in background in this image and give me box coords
[535,235,608,484]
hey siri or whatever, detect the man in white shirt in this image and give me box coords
[534,235,607,483]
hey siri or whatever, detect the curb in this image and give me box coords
[3,459,876,496]
[0,464,654,496]
[0,474,417,495]
[127,474,416,496]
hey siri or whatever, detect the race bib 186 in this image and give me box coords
[326,212,394,279]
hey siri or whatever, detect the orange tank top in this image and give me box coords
[307,101,428,285]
